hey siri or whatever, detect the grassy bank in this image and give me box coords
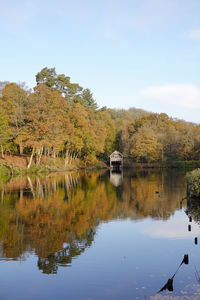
[1,154,200,179]
[169,161,200,169]
[123,159,200,169]
[0,154,107,178]
[186,168,200,198]
[0,164,12,182]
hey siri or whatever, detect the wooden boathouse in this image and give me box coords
[110,151,123,169]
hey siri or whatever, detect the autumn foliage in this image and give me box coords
[0,67,200,167]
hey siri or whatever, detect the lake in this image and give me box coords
[0,169,200,300]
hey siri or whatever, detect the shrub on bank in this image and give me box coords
[186,168,200,198]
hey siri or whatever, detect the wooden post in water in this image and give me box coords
[184,254,189,264]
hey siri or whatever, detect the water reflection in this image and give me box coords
[37,228,95,274]
[0,170,186,274]
[158,255,189,293]
[151,197,200,298]
[110,169,123,187]
[186,197,200,224]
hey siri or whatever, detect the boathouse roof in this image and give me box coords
[109,151,123,158]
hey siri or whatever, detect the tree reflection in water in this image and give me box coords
[0,170,186,274]
[38,229,95,274]
[187,197,200,224]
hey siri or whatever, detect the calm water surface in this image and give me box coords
[0,169,200,300]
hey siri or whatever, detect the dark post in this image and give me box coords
[183,254,189,264]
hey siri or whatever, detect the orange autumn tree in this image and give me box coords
[21,85,68,168]
[0,107,11,157]
[1,83,29,154]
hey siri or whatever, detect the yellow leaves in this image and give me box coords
[2,83,28,124]
[120,111,200,162]
[130,126,163,162]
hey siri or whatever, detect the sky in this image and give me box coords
[0,0,200,123]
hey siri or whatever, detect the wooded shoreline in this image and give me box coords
[1,153,200,178]
[1,67,200,172]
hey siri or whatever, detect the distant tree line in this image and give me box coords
[0,67,200,166]
[117,112,200,162]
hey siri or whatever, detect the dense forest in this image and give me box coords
[0,67,200,168]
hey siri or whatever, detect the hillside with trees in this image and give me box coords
[0,67,200,172]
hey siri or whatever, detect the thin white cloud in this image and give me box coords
[143,215,200,239]
[187,29,200,40]
[140,84,200,109]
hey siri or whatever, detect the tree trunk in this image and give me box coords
[52,149,56,158]
[1,145,4,158]
[19,144,23,155]
[1,185,4,204]
[65,149,68,166]
[27,147,35,169]
[36,146,43,167]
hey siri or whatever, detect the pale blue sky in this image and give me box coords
[1,0,200,123]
